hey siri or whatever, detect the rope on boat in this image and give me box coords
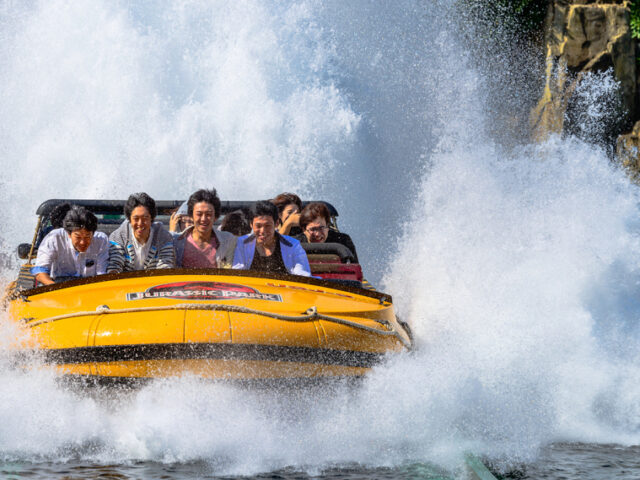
[22,303,410,347]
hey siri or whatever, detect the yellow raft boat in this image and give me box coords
[5,199,412,385]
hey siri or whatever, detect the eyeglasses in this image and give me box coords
[306,226,329,234]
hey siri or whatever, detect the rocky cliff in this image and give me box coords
[531,0,636,157]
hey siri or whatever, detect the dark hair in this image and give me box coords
[299,202,331,231]
[188,189,221,218]
[220,209,251,236]
[63,206,98,233]
[50,203,72,229]
[124,192,157,221]
[249,201,279,224]
[271,193,302,219]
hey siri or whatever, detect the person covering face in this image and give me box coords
[31,205,109,285]
[107,192,175,273]
[169,201,194,233]
[271,192,302,236]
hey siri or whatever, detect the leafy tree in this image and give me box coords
[631,0,640,39]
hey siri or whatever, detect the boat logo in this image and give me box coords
[126,281,282,302]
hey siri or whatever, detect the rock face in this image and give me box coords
[531,0,635,143]
[617,121,640,179]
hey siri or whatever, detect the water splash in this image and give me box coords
[566,69,627,151]
[0,0,359,248]
[0,0,640,476]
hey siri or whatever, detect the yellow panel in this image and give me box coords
[91,359,368,379]
[184,310,231,344]
[29,316,98,349]
[53,363,94,376]
[92,310,185,346]
[319,319,405,353]
[229,312,321,348]
[7,271,409,382]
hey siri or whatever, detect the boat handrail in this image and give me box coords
[22,303,411,348]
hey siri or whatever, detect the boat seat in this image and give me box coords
[310,263,363,281]
[307,253,341,264]
[302,243,362,283]
[301,242,355,264]
[16,264,35,290]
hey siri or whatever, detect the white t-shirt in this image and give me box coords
[129,224,154,270]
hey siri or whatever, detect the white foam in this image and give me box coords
[0,0,359,248]
[1,0,640,475]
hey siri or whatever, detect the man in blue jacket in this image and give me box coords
[232,201,311,276]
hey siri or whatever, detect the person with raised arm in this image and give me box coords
[270,192,302,236]
[169,201,193,233]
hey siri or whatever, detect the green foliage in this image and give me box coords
[631,0,640,39]
[497,0,548,33]
[458,0,548,37]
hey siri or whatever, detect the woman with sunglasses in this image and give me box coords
[295,202,359,263]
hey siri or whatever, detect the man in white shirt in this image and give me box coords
[31,205,109,285]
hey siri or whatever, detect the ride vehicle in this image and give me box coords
[5,199,412,386]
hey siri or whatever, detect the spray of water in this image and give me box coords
[1,0,640,475]
[0,0,359,248]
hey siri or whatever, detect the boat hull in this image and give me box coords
[7,268,411,382]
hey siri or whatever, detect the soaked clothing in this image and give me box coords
[249,238,288,274]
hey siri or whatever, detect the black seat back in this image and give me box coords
[301,242,356,264]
